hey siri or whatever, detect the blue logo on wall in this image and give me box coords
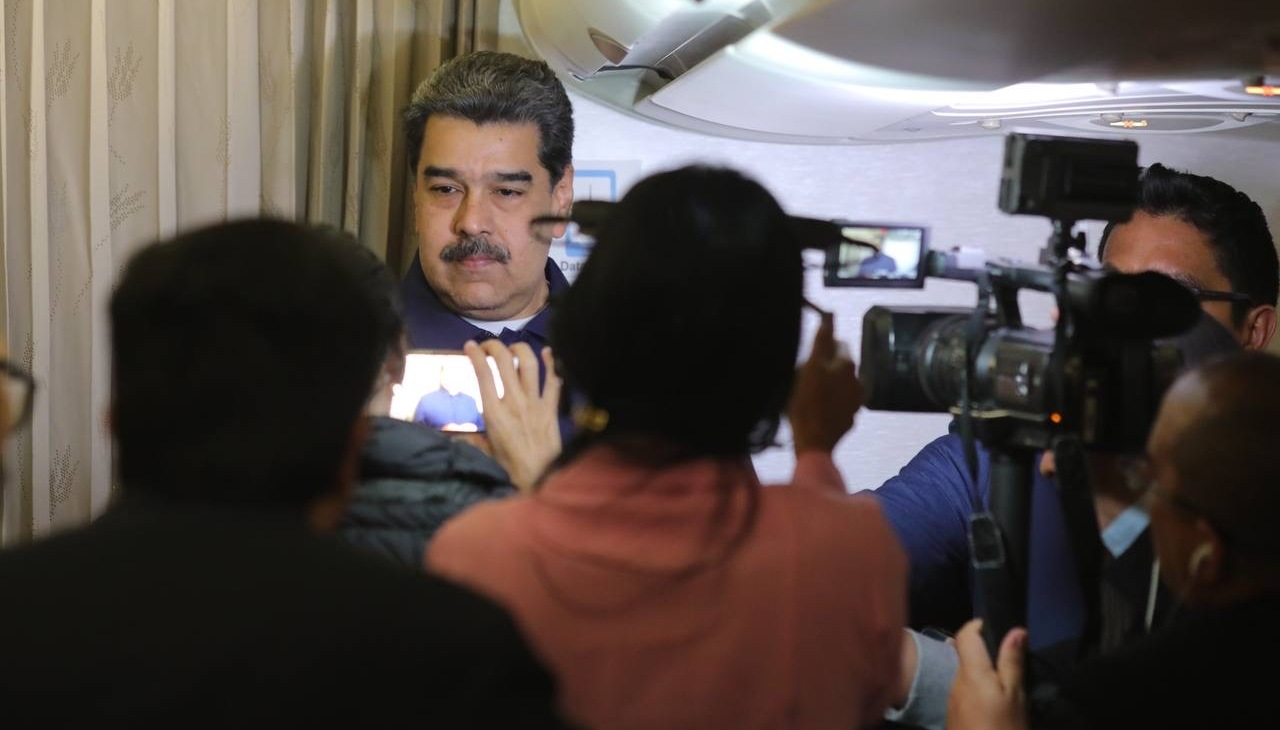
[566,169,617,257]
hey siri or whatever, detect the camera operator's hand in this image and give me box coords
[789,313,861,454]
[947,619,1029,730]
[465,340,562,494]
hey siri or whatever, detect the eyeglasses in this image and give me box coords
[0,360,35,431]
[1142,480,1208,519]
[1101,266,1253,307]
[1184,286,1253,305]
[1122,455,1208,519]
[1123,454,1279,556]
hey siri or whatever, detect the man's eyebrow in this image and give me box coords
[420,167,534,185]
[422,165,458,180]
[491,170,534,184]
[1163,272,1202,290]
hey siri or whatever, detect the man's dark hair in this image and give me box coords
[403,51,574,186]
[1099,163,1279,325]
[552,165,803,458]
[110,219,385,506]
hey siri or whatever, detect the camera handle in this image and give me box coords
[965,215,1079,662]
[1050,434,1105,659]
[969,447,1035,661]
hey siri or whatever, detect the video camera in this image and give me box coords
[823,132,1202,660]
[844,134,1199,452]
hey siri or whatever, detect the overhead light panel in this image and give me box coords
[1107,117,1149,128]
[1243,75,1277,96]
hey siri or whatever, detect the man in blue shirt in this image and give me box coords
[855,249,899,277]
[876,163,1278,651]
[414,387,482,431]
[399,51,575,354]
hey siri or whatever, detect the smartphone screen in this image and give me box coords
[389,350,504,433]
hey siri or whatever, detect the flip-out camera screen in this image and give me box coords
[824,223,928,289]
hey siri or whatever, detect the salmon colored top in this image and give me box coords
[428,448,907,730]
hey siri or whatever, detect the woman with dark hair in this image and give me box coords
[427,165,907,729]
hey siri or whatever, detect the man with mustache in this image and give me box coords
[359,52,573,540]
[400,51,574,354]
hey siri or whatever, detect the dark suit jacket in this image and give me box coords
[1027,527,1175,692]
[1035,594,1280,728]
[0,495,567,726]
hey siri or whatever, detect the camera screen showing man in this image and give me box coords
[390,352,502,432]
[827,224,927,287]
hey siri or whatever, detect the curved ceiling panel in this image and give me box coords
[516,0,1280,144]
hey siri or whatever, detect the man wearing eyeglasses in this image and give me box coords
[1098,163,1277,350]
[877,164,1277,727]
[1056,161,1277,639]
[949,351,1280,729]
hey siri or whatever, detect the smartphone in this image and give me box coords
[389,350,505,433]
[824,222,929,289]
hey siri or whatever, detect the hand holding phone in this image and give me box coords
[464,340,562,493]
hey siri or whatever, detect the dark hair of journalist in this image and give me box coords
[1099,163,1278,325]
[551,165,804,463]
[109,219,385,506]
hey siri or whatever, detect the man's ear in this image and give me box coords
[1186,521,1226,589]
[1241,304,1277,351]
[550,164,575,239]
[306,415,370,535]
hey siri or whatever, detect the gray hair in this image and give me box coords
[403,51,574,186]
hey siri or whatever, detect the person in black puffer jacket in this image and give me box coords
[334,239,518,569]
[344,417,515,568]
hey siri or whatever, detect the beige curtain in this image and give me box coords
[1,0,499,545]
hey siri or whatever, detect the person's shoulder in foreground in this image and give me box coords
[0,496,566,726]
[0,218,567,726]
